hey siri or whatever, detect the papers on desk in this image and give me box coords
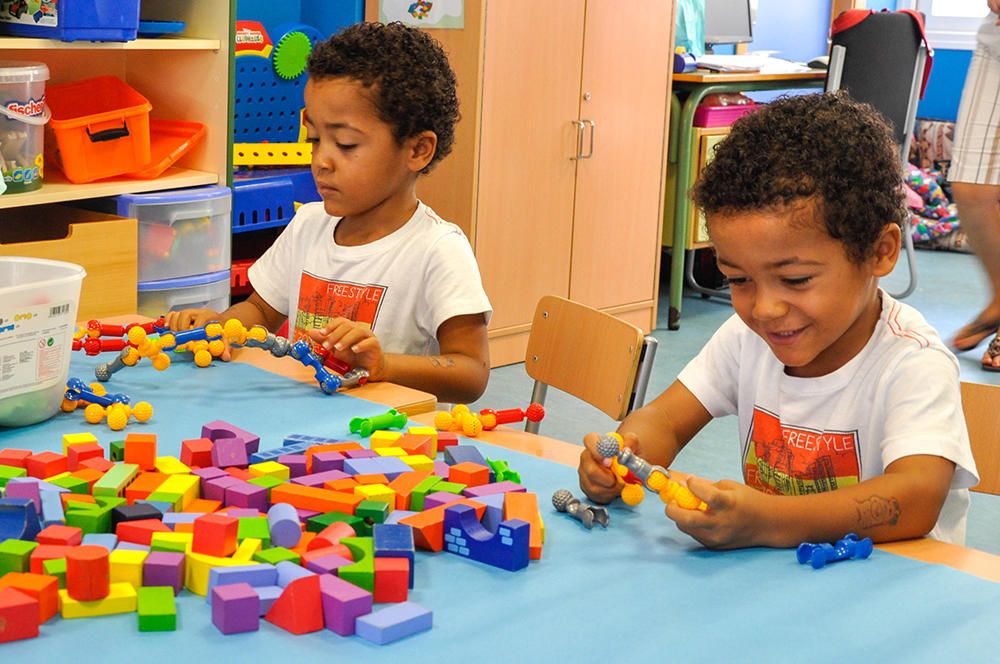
[696,54,815,75]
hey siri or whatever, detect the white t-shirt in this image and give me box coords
[677,291,979,545]
[978,12,1000,57]
[248,201,492,356]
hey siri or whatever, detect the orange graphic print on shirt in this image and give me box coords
[292,272,386,342]
[743,407,861,495]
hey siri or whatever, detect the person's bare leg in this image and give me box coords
[951,181,1000,362]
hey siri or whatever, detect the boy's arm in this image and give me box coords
[165,291,285,333]
[672,454,955,549]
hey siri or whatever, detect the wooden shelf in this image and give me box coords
[0,168,219,209]
[0,37,221,51]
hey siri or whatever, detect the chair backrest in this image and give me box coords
[523,295,657,434]
[960,381,1000,495]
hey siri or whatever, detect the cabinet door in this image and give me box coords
[475,0,585,331]
[569,0,672,309]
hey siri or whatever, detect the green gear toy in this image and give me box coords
[272,30,313,80]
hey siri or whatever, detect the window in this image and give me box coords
[903,0,991,50]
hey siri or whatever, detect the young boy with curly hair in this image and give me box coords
[578,92,979,548]
[167,22,491,403]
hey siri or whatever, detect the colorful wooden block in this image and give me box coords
[61,432,99,455]
[0,587,39,643]
[23,451,67,479]
[399,454,434,472]
[265,574,324,635]
[109,548,148,588]
[206,564,277,604]
[355,601,432,644]
[202,420,261,455]
[339,536,375,591]
[319,573,373,636]
[180,437,214,468]
[124,432,158,471]
[137,585,176,631]
[116,518,170,545]
[154,456,190,475]
[41,558,66,587]
[398,500,486,552]
[373,557,410,603]
[92,463,139,498]
[0,572,58,623]
[253,547,300,566]
[387,471,432,511]
[211,582,260,634]
[143,551,186,594]
[443,503,530,571]
[504,491,543,560]
[369,430,403,449]
[66,442,104,471]
[436,431,459,452]
[449,461,490,487]
[270,483,361,515]
[0,448,31,468]
[444,444,487,467]
[248,460,290,480]
[59,582,137,618]
[0,464,27,489]
[267,502,302,548]
[66,544,109,601]
[192,513,239,557]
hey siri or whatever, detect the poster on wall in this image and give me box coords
[379,0,464,29]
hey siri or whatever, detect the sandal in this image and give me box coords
[982,335,1000,372]
[952,316,1000,352]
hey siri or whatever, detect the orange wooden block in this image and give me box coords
[265,575,324,634]
[504,491,543,560]
[67,442,104,471]
[29,545,73,575]
[354,473,389,486]
[65,545,109,601]
[309,522,357,550]
[180,437,214,467]
[373,557,409,603]
[0,587,39,643]
[0,572,59,622]
[304,442,362,471]
[36,524,83,546]
[270,483,362,515]
[24,451,68,479]
[399,500,486,551]
[70,467,105,491]
[323,477,359,492]
[192,513,239,557]
[397,434,435,458]
[289,531,316,558]
[449,461,490,487]
[116,518,172,545]
[61,493,96,508]
[225,467,253,481]
[124,432,157,470]
[0,448,30,468]
[184,498,222,514]
[387,470,431,511]
[79,456,114,473]
[125,471,168,503]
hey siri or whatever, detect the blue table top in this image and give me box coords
[3,353,1000,661]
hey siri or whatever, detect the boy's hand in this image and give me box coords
[165,309,223,332]
[664,478,769,549]
[307,317,387,381]
[578,431,640,504]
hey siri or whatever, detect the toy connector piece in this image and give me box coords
[797,533,874,569]
[551,489,609,529]
[349,408,409,437]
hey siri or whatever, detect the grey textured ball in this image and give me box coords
[596,434,620,459]
[551,489,574,512]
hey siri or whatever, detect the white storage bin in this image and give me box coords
[137,270,230,319]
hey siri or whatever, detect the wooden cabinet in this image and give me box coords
[368,0,675,366]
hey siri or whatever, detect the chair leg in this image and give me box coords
[525,381,547,434]
[888,216,918,299]
[630,336,658,412]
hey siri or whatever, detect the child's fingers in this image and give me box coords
[335,328,373,353]
[350,336,380,354]
[685,477,723,509]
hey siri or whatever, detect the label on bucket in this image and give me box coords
[1,92,45,194]
[0,1,57,27]
[0,300,73,399]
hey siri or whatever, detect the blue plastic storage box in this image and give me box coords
[232,168,319,234]
[0,0,140,42]
[137,270,231,319]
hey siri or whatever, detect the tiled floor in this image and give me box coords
[472,248,1000,554]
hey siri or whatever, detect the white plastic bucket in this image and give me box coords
[0,60,50,194]
[0,257,86,427]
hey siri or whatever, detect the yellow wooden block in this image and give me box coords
[249,461,290,481]
[370,430,403,449]
[154,456,191,475]
[150,531,193,554]
[185,551,242,596]
[59,582,137,618]
[353,483,396,509]
[232,537,262,562]
[407,426,437,441]
[400,454,434,472]
[374,446,406,458]
[109,549,148,588]
[62,432,99,455]
[155,474,199,509]
[46,471,72,483]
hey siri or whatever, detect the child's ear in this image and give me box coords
[407,130,438,172]
[871,222,902,277]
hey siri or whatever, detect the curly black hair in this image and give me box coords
[692,91,907,263]
[307,22,459,173]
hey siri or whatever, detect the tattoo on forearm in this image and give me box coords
[854,496,901,529]
[428,356,456,369]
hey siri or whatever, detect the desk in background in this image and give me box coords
[664,70,827,329]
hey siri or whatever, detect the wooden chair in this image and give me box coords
[523,295,658,434]
[960,381,1000,495]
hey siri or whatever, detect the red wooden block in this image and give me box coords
[29,545,73,575]
[373,557,410,603]
[397,434,435,458]
[124,432,157,470]
[0,587,39,643]
[0,572,59,622]
[23,451,67,479]
[309,522,357,550]
[192,513,239,557]
[116,518,172,545]
[79,456,114,472]
[289,532,317,558]
[265,575,324,634]
[180,437,214,468]
[65,545,109,601]
[449,461,490,487]
[0,448,31,469]
[300,544,353,565]
[67,442,104,471]
[36,524,83,546]
[436,431,459,452]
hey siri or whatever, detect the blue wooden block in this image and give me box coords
[282,433,347,447]
[206,564,279,604]
[469,493,506,533]
[82,533,118,551]
[135,499,174,514]
[443,445,487,467]
[249,441,312,465]
[40,490,65,527]
[116,541,151,552]
[384,510,417,525]
[443,504,530,572]
[343,456,412,480]
[163,512,202,528]
[355,601,433,645]
[255,584,283,615]
[0,497,41,541]
[276,559,315,587]
[373,523,415,587]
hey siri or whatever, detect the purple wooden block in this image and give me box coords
[206,564,279,604]
[255,585,283,615]
[163,512,203,529]
[203,476,243,502]
[212,437,249,468]
[115,541,150,552]
[225,482,269,511]
[304,552,353,575]
[295,507,320,521]
[292,469,350,488]
[344,449,378,459]
[462,480,527,499]
[444,444,487,466]
[3,479,41,512]
[320,573,373,636]
[355,602,433,645]
[267,502,301,548]
[212,582,260,634]
[470,493,506,533]
[202,420,261,455]
[423,491,464,511]
[225,508,262,518]
[385,510,418,525]
[275,559,315,587]
[144,551,186,594]
[191,466,228,489]
[343,456,412,480]
[277,454,308,478]
[433,461,451,478]
[311,451,345,473]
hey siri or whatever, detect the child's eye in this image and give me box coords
[782,276,814,287]
[305,136,319,144]
[337,143,358,151]
[724,276,748,287]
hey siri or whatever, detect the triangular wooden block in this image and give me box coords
[264,575,323,634]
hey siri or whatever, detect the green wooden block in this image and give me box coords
[253,547,300,566]
[92,463,139,497]
[434,480,467,495]
[0,538,38,575]
[109,440,126,462]
[237,516,271,548]
[64,496,125,534]
[43,557,67,588]
[150,539,188,554]
[0,464,27,488]
[48,474,90,494]
[145,491,183,511]
[247,475,284,495]
[338,536,374,591]
[306,511,366,536]
[409,476,444,511]
[137,586,177,632]
[355,500,389,526]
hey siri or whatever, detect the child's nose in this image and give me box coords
[752,288,788,321]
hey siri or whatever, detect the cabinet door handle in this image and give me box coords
[582,119,596,159]
[571,120,585,159]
